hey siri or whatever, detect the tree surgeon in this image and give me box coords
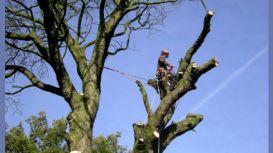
[156,49,176,99]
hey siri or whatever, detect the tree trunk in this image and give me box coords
[132,123,159,153]
[67,106,93,153]
[132,113,203,153]
[66,91,100,153]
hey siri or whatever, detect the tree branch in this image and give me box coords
[160,113,203,151]
[5,7,44,25]
[99,0,107,27]
[147,79,159,94]
[5,69,17,78]
[151,63,197,128]
[6,32,33,41]
[193,57,219,77]
[136,80,153,118]
[5,65,62,96]
[76,0,86,42]
[37,0,79,103]
[5,84,34,95]
[177,11,214,79]
[5,40,43,59]
[112,6,143,38]
[6,31,49,61]
[132,0,178,6]
[108,28,132,55]
[151,56,218,128]
[82,39,96,49]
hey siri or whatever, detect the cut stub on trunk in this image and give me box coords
[70,151,81,153]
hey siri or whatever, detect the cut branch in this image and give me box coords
[194,57,219,77]
[160,113,203,151]
[177,11,214,78]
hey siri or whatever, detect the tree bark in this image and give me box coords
[67,107,93,153]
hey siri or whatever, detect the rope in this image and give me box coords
[144,93,158,123]
[104,66,149,85]
[200,0,208,12]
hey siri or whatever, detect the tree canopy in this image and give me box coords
[6,112,128,153]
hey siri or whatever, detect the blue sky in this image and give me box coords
[6,0,268,152]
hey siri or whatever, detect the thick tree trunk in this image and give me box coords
[132,114,203,153]
[66,91,100,153]
[67,108,93,153]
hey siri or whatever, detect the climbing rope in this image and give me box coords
[104,66,149,85]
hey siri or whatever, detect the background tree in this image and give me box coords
[6,112,128,153]
[5,0,189,152]
[6,123,38,153]
[132,10,218,153]
[6,112,68,153]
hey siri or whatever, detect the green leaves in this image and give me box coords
[6,112,68,153]
[93,132,128,153]
[6,123,38,153]
[6,112,128,153]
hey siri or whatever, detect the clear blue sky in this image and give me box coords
[6,0,268,152]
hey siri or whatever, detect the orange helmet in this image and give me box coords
[161,49,169,55]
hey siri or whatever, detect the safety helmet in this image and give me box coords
[162,49,169,55]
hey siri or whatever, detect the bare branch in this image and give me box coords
[82,40,96,49]
[76,0,86,42]
[5,84,34,95]
[5,7,44,25]
[5,65,62,96]
[136,80,153,118]
[99,0,107,27]
[5,69,17,78]
[108,28,132,55]
[6,32,33,41]
[112,5,146,38]
[6,31,49,61]
[132,0,178,6]
[177,11,214,78]
[5,40,43,59]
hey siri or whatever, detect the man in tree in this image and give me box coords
[157,49,176,98]
[157,49,173,73]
